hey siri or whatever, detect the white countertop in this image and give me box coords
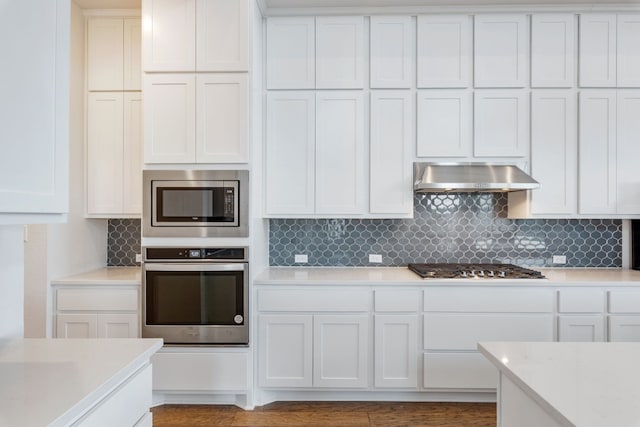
[254,266,640,285]
[0,338,162,427]
[51,267,140,285]
[479,341,640,427]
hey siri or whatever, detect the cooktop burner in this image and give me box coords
[408,263,545,279]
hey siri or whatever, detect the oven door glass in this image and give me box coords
[145,266,245,326]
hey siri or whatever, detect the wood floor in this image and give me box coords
[152,402,497,427]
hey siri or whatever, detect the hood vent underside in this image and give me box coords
[414,163,540,193]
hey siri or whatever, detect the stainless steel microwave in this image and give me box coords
[143,170,249,237]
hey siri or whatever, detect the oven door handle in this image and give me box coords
[143,263,247,272]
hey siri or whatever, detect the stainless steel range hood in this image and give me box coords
[414,163,540,193]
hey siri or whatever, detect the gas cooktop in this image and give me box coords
[408,263,545,279]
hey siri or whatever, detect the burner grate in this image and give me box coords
[408,263,545,279]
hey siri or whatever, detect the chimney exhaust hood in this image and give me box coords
[414,163,540,193]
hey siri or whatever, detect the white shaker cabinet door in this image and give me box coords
[123,18,142,91]
[370,91,412,216]
[56,314,98,339]
[266,17,315,89]
[474,89,528,157]
[417,15,472,88]
[417,90,472,157]
[98,314,139,338]
[578,90,617,215]
[87,18,124,91]
[558,316,605,342]
[374,315,418,388]
[316,16,364,89]
[579,14,617,87]
[142,0,196,72]
[196,0,248,71]
[530,90,577,215]
[316,91,365,215]
[616,90,640,215]
[87,92,124,215]
[531,14,575,88]
[370,16,412,89]
[196,73,248,163]
[143,74,196,164]
[617,14,640,88]
[609,316,640,342]
[265,91,315,215]
[474,14,528,88]
[123,92,142,215]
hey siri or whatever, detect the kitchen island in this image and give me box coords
[0,338,162,426]
[479,341,640,427]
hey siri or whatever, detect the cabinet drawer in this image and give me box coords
[374,290,420,312]
[258,289,369,312]
[57,288,138,311]
[609,291,640,313]
[424,313,554,350]
[424,288,553,313]
[558,289,604,313]
[423,352,497,389]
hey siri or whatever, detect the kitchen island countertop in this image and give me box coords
[51,266,140,285]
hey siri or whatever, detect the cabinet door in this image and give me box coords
[474,14,528,88]
[530,90,577,215]
[579,14,616,87]
[370,16,412,89]
[258,315,313,388]
[98,314,139,338]
[87,18,124,91]
[558,315,605,342]
[196,0,248,71]
[123,92,142,215]
[314,315,369,388]
[266,17,315,89]
[609,316,640,341]
[617,14,640,87]
[370,91,412,215]
[265,92,315,215]
[417,90,472,157]
[316,16,364,89]
[56,314,98,338]
[423,352,497,389]
[142,0,196,71]
[123,18,141,91]
[143,74,196,164]
[374,315,418,388]
[196,73,248,163]
[531,14,575,88]
[474,89,528,157]
[617,90,640,214]
[87,92,124,215]
[578,89,616,214]
[417,15,472,88]
[316,91,365,214]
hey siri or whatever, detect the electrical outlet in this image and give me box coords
[294,254,308,263]
[135,254,142,263]
[369,254,382,263]
[552,255,567,265]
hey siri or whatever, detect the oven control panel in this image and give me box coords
[144,247,247,262]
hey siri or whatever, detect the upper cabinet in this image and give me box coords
[417,15,472,88]
[579,14,640,87]
[316,16,364,89]
[370,16,412,89]
[0,0,69,223]
[474,90,528,157]
[142,0,248,72]
[474,14,528,88]
[530,14,575,88]
[266,17,315,89]
[417,90,472,157]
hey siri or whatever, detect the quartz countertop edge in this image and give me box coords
[51,266,141,285]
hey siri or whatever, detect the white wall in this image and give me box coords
[0,226,25,338]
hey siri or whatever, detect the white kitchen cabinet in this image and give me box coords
[609,316,640,341]
[315,16,364,89]
[315,91,365,214]
[417,15,472,88]
[616,90,640,214]
[266,17,315,89]
[417,90,472,158]
[124,18,142,90]
[617,14,640,87]
[474,14,528,88]
[370,16,412,89]
[374,315,418,388]
[56,314,99,339]
[557,289,605,342]
[196,73,248,163]
[143,74,196,163]
[87,92,142,216]
[530,14,575,88]
[558,316,605,342]
[196,0,248,71]
[265,91,315,215]
[579,14,617,87]
[370,91,412,216]
[474,89,528,157]
[423,352,497,389]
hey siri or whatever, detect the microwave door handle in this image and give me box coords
[144,263,246,272]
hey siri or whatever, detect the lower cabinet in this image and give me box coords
[558,315,605,342]
[57,313,138,338]
[374,315,418,388]
[609,316,640,341]
[608,290,640,341]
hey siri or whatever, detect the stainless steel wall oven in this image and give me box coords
[142,246,248,345]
